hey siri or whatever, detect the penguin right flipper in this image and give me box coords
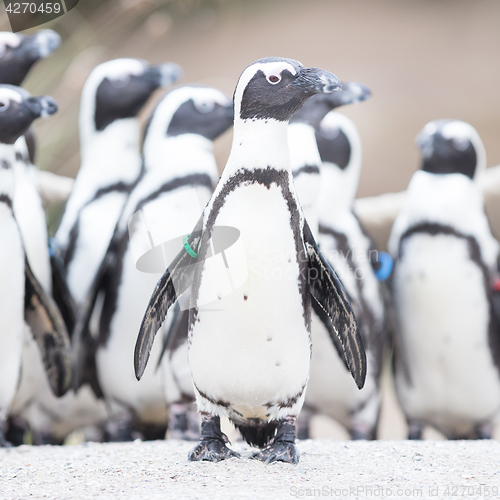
[24,257,72,397]
[155,303,189,370]
[135,221,203,381]
[303,221,367,389]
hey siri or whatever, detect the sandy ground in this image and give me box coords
[1,439,499,500]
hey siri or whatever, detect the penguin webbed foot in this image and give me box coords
[251,416,299,464]
[251,440,299,464]
[407,421,423,440]
[169,403,200,441]
[188,414,239,462]
[0,425,13,448]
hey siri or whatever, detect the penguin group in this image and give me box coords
[0,27,499,464]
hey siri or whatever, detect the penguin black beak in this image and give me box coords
[142,63,183,88]
[291,67,342,95]
[330,81,372,107]
[23,30,61,61]
[25,95,58,118]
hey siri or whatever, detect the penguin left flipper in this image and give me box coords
[71,236,117,396]
[303,221,367,389]
[24,257,72,397]
[135,219,204,381]
[49,241,77,335]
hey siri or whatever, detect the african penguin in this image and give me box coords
[289,81,371,238]
[388,119,500,439]
[73,85,233,441]
[304,109,388,439]
[54,58,182,307]
[0,29,61,291]
[134,57,366,463]
[0,85,71,446]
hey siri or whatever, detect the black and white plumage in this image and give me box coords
[302,107,388,440]
[0,85,71,446]
[388,119,500,439]
[289,82,371,237]
[55,58,182,309]
[134,57,366,463]
[73,85,233,440]
[38,58,180,442]
[0,30,67,444]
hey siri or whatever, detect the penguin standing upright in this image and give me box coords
[0,31,65,444]
[0,85,71,446]
[55,58,182,308]
[304,108,388,439]
[73,85,233,440]
[288,82,370,237]
[134,57,366,463]
[0,29,61,291]
[389,119,500,439]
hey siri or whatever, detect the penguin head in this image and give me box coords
[82,58,182,134]
[315,111,363,207]
[0,30,61,86]
[233,57,341,123]
[291,81,372,127]
[0,84,57,145]
[143,85,232,159]
[416,119,486,180]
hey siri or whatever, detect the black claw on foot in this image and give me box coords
[188,414,239,462]
[251,441,299,464]
[251,416,299,464]
[188,438,240,462]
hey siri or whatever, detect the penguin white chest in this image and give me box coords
[0,208,25,414]
[189,182,311,418]
[394,233,500,427]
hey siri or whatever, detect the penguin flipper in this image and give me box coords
[156,302,190,370]
[135,225,203,380]
[24,257,72,397]
[71,239,117,396]
[303,221,367,389]
[49,241,77,335]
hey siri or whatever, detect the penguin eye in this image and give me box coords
[194,100,215,114]
[110,74,131,89]
[451,137,469,151]
[0,98,9,112]
[267,74,281,85]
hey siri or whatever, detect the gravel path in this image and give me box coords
[1,440,499,499]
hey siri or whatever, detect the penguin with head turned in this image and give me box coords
[0,29,64,444]
[388,119,500,439]
[293,86,388,440]
[0,29,61,292]
[54,58,182,310]
[288,82,370,237]
[73,84,233,441]
[0,84,71,446]
[134,57,366,463]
